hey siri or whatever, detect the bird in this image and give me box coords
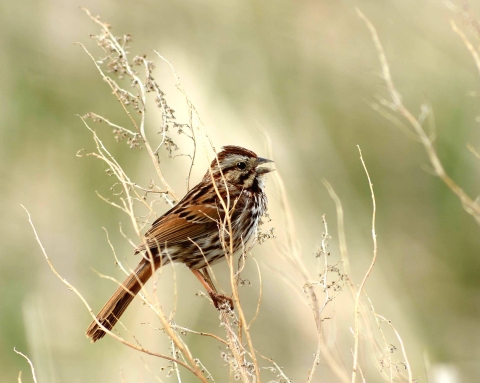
[86,145,274,342]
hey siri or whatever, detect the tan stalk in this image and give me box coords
[358,9,480,222]
[13,348,38,383]
[351,146,378,383]
[21,205,207,382]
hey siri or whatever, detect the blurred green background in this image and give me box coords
[2,0,480,382]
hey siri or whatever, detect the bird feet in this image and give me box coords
[209,292,234,310]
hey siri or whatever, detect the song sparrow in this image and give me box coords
[86,145,273,342]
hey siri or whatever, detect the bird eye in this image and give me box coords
[237,162,247,170]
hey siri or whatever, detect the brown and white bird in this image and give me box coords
[86,145,273,342]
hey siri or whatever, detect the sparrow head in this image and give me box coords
[205,145,274,189]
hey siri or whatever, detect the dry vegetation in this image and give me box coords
[16,4,480,382]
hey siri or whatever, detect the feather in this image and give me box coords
[134,205,222,253]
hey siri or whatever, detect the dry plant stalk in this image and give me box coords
[20,7,424,383]
[14,348,38,383]
[77,8,268,382]
[20,8,283,383]
[358,8,480,224]
[352,4,480,382]
[264,129,414,382]
[350,146,380,383]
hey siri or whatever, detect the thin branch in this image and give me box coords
[170,324,228,345]
[375,314,413,383]
[451,20,480,77]
[14,348,38,383]
[358,8,480,222]
[365,295,394,383]
[323,180,351,276]
[20,205,207,382]
[78,11,179,201]
[351,146,378,383]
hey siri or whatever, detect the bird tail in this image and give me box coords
[86,256,160,342]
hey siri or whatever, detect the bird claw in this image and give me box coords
[209,292,234,310]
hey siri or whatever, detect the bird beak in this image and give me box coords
[255,157,275,174]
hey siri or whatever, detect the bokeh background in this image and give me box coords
[2,0,480,382]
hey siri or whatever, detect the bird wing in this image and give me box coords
[134,204,222,254]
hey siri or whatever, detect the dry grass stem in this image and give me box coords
[323,179,351,276]
[375,314,413,383]
[13,348,38,383]
[351,146,378,383]
[21,205,206,380]
[20,7,428,382]
[366,296,394,383]
[451,20,480,76]
[358,8,480,223]
[81,8,179,202]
